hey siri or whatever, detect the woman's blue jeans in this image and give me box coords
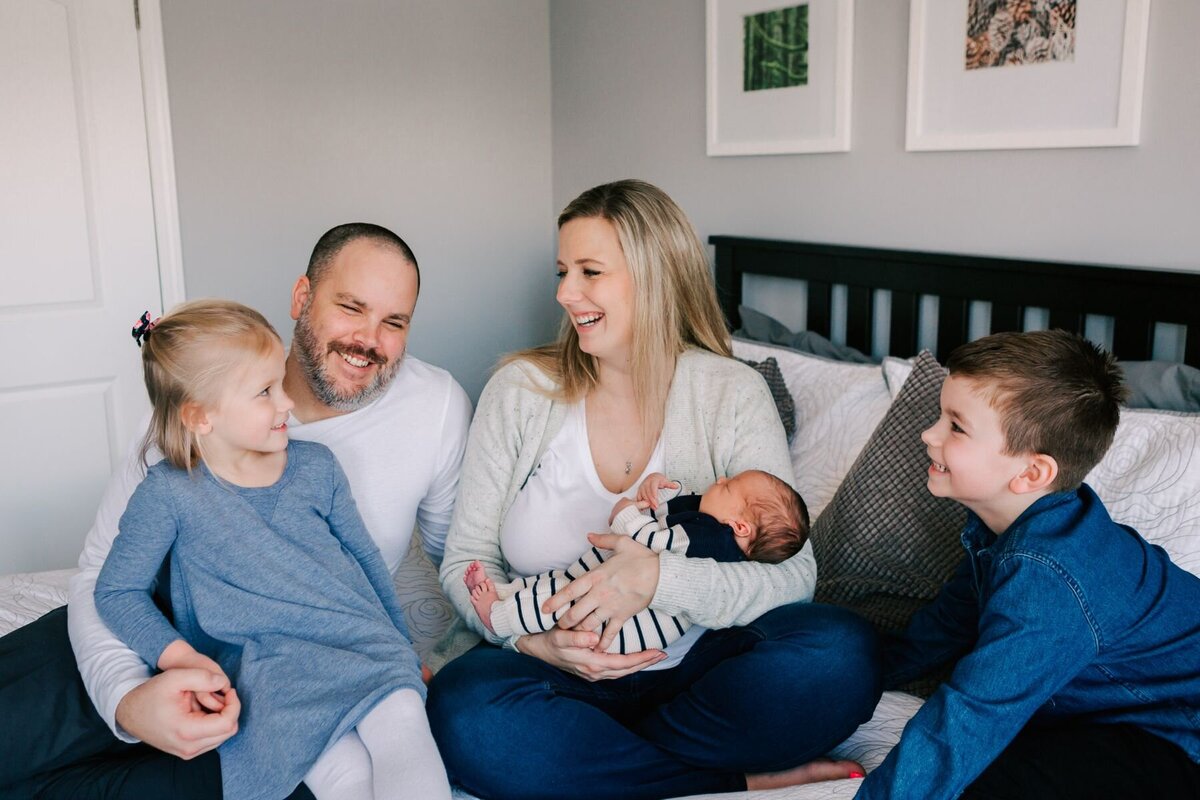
[427,602,882,800]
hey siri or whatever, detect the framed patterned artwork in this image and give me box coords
[906,0,1151,151]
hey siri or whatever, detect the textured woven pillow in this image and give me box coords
[811,351,966,636]
[736,355,797,441]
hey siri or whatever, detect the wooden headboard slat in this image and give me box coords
[808,281,833,339]
[937,298,969,361]
[846,285,873,355]
[889,291,919,356]
[1112,317,1155,362]
[990,303,1022,335]
[1048,309,1085,336]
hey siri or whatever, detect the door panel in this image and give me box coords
[1,0,161,572]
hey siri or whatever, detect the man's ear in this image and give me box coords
[180,401,211,436]
[1010,453,1058,495]
[289,275,311,321]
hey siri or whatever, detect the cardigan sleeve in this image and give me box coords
[653,356,817,628]
[439,362,546,646]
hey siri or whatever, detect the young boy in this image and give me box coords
[464,469,807,654]
[856,330,1200,800]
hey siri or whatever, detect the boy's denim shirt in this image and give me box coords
[858,485,1200,800]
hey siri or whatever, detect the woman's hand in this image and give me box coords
[516,627,665,681]
[542,532,660,652]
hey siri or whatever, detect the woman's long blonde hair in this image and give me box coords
[511,179,730,432]
[139,299,281,471]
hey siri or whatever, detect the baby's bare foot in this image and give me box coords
[464,560,487,592]
[746,758,865,791]
[468,576,500,634]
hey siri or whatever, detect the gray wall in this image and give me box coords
[551,1,1200,274]
[161,0,1200,401]
[162,0,558,400]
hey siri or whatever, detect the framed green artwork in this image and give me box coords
[707,0,854,155]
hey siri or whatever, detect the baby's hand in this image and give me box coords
[609,497,638,525]
[636,473,679,510]
[157,639,231,712]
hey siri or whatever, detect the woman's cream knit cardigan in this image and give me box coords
[430,348,817,671]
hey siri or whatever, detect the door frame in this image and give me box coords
[135,0,186,310]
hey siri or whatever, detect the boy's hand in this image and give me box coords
[636,473,678,511]
[157,639,231,712]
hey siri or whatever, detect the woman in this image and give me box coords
[429,180,881,800]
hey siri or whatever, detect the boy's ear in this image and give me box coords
[180,401,211,436]
[290,275,311,321]
[1010,453,1058,495]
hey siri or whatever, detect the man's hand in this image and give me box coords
[115,669,240,759]
[636,473,678,511]
[516,627,665,681]
[542,532,660,652]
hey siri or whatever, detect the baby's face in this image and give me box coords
[699,471,768,523]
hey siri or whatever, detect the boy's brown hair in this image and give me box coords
[745,471,810,564]
[945,330,1128,492]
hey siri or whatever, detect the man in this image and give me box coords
[0,223,472,799]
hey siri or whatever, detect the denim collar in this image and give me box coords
[960,489,1079,554]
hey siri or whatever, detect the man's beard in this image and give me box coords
[292,300,403,412]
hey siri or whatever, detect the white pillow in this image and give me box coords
[882,356,915,400]
[1087,408,1200,578]
[732,339,892,519]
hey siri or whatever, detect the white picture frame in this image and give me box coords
[906,0,1151,152]
[707,0,854,156]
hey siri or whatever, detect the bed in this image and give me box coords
[3,237,1199,800]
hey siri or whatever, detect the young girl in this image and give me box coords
[94,300,451,800]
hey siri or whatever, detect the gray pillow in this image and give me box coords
[811,351,966,636]
[736,304,877,364]
[1121,360,1200,412]
[736,356,796,442]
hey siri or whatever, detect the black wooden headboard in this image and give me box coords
[710,237,1200,368]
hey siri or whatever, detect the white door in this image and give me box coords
[1,0,164,573]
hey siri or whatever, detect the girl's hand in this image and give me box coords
[636,473,678,510]
[516,627,665,681]
[542,533,660,652]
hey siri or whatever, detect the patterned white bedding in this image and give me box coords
[0,568,72,637]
